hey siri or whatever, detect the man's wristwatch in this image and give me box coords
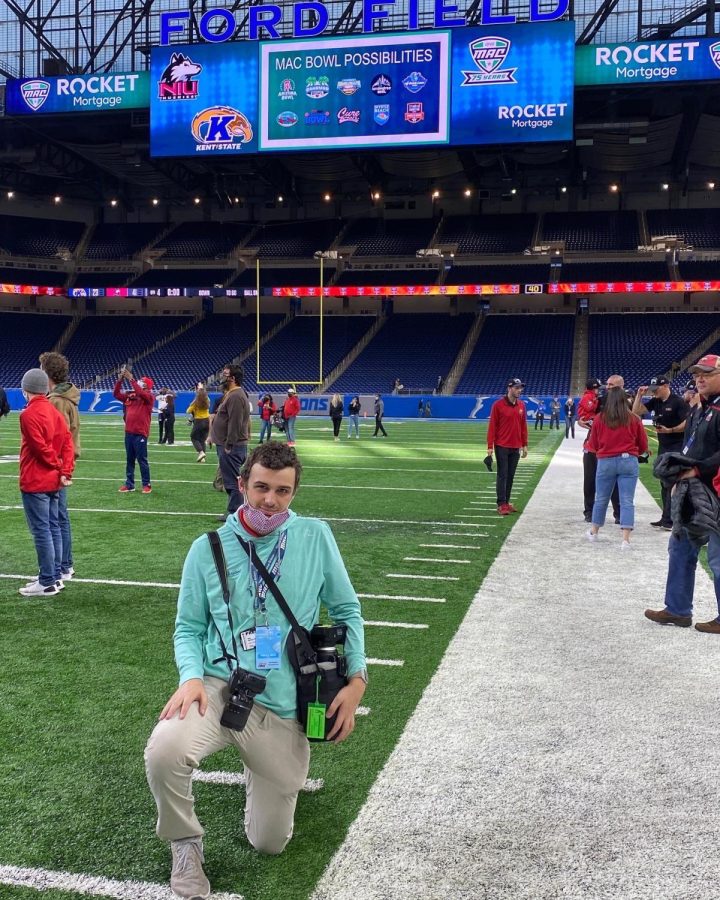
[349,668,369,685]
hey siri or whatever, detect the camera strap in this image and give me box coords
[235,534,320,677]
[206,531,241,673]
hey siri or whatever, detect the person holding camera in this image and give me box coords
[578,376,621,524]
[631,376,689,530]
[145,441,367,900]
[114,368,154,494]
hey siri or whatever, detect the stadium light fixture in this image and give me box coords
[661,183,669,191]
[560,186,567,193]
[708,182,716,190]
[431,190,440,199]
[464,188,472,197]
[609,184,619,193]
[193,197,201,205]
[110,199,118,207]
[234,196,240,204]
[54,195,62,204]
[324,193,332,202]
[152,198,159,206]
[372,191,381,200]
[277,195,284,203]
[6,191,14,199]
[510,188,517,195]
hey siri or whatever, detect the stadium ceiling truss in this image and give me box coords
[0,1,718,206]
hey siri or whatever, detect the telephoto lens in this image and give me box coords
[220,668,267,731]
[310,625,348,739]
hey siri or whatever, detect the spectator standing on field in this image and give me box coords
[157,390,169,444]
[162,390,176,445]
[257,394,277,444]
[283,388,300,447]
[39,352,80,582]
[578,376,620,524]
[347,395,361,438]
[187,387,211,463]
[487,378,528,516]
[17,368,75,597]
[534,402,545,430]
[549,397,561,430]
[211,364,251,517]
[564,396,576,439]
[0,385,10,422]
[585,387,648,550]
[329,393,343,441]
[631,376,689,530]
[373,394,387,437]
[114,369,154,494]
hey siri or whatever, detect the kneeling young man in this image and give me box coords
[145,441,366,899]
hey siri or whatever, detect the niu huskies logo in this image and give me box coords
[191,107,253,151]
[461,37,517,85]
[158,52,202,100]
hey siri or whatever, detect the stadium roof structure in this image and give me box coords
[0,0,718,208]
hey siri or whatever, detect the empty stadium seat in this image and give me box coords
[436,214,536,255]
[0,215,84,258]
[646,209,720,249]
[542,212,639,252]
[0,312,72,386]
[342,219,436,257]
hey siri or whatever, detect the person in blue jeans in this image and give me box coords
[585,387,648,550]
[347,396,361,438]
[645,354,720,634]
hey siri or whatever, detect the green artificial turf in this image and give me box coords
[0,415,561,900]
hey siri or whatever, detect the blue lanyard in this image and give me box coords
[249,531,287,614]
[683,396,720,454]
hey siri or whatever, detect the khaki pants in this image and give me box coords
[145,677,310,855]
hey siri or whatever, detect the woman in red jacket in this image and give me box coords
[586,387,648,550]
[257,393,276,443]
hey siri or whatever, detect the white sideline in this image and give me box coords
[366,658,404,667]
[313,438,720,900]
[386,573,459,581]
[419,544,478,550]
[403,556,471,564]
[357,593,446,604]
[192,770,324,792]
[364,620,428,630]
[0,865,244,900]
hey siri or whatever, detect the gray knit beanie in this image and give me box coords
[21,368,49,396]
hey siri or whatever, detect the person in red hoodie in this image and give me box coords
[487,377,528,516]
[283,387,301,447]
[585,386,648,550]
[18,368,75,597]
[114,368,154,494]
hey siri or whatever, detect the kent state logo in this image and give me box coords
[461,37,517,85]
[20,79,51,111]
[158,52,202,100]
[373,103,390,125]
[402,71,427,93]
[711,42,720,71]
[191,107,253,151]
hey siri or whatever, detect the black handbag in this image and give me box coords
[234,534,348,741]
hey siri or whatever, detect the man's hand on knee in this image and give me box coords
[159,678,208,721]
[326,679,366,743]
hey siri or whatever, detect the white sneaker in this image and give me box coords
[19,580,59,597]
[620,541,633,551]
[170,837,210,900]
[585,530,597,543]
[60,566,74,581]
[196,452,206,463]
[55,580,66,591]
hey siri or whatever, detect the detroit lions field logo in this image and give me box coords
[461,37,517,85]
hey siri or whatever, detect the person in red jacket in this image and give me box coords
[487,377,528,516]
[114,368,154,494]
[585,386,648,550]
[283,387,301,447]
[257,393,277,443]
[18,368,75,597]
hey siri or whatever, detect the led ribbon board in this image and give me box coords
[575,38,720,86]
[5,72,150,114]
[149,21,574,156]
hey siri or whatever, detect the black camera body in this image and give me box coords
[220,667,267,732]
[309,625,348,739]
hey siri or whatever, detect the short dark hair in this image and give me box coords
[223,363,244,385]
[240,441,303,488]
[39,351,69,384]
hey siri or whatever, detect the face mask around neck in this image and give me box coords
[240,502,290,535]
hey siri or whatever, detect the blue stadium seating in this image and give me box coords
[245,220,342,258]
[0,215,84,258]
[444,263,550,284]
[336,268,439,286]
[588,313,719,390]
[678,260,720,280]
[0,312,72,387]
[542,211,639,252]
[63,316,190,385]
[646,209,720,249]
[73,272,135,288]
[154,222,254,259]
[436,214,536,254]
[243,316,376,394]
[130,268,233,287]
[456,315,575,396]
[0,267,66,287]
[84,223,164,260]
[228,268,334,288]
[331,314,474,394]
[343,219,436,257]
[560,260,671,282]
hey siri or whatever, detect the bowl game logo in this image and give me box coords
[711,42,720,70]
[371,74,392,95]
[278,78,297,101]
[158,52,202,100]
[337,77,361,95]
[337,107,361,124]
[191,107,253,150]
[402,71,427,93]
[404,101,424,123]
[20,80,51,111]
[306,75,330,98]
[461,37,517,85]
[305,109,330,125]
[373,103,390,125]
[276,110,298,127]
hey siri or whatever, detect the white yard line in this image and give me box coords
[419,544,479,550]
[364,620,428,630]
[0,865,243,900]
[0,573,181,589]
[313,439,720,900]
[357,593,446,604]
[192,770,324,792]
[386,574,460,582]
[430,531,491,536]
[403,557,471,564]
[366,658,404,667]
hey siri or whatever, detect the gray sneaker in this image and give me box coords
[170,837,210,900]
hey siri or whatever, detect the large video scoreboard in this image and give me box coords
[149,21,574,156]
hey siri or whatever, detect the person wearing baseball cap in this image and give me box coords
[577,376,620,524]
[114,367,155,494]
[682,378,701,409]
[631,375,690,530]
[487,378,528,515]
[645,353,720,634]
[283,387,301,447]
